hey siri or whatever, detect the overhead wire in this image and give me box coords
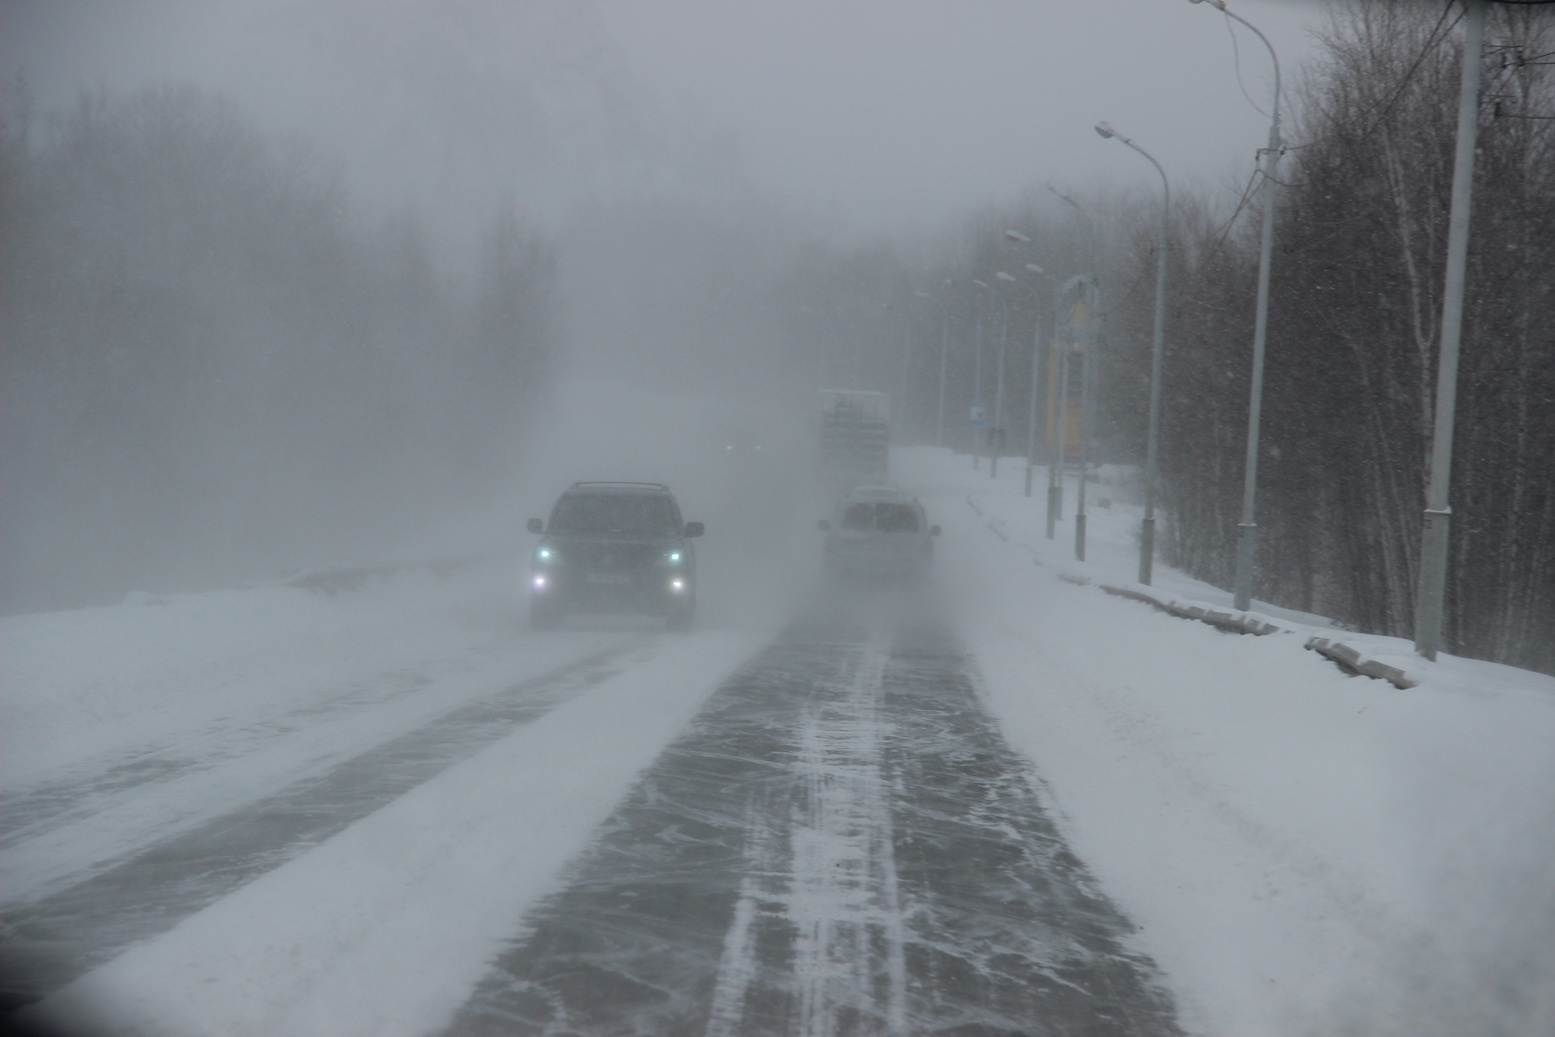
[1224,12,1273,119]
[1197,166,1264,268]
[1285,2,1464,152]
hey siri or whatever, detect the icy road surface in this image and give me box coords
[8,591,1180,1036]
[443,608,1180,1036]
[11,451,1551,1036]
[1,641,646,1005]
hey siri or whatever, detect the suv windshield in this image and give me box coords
[550,493,682,536]
[875,502,919,532]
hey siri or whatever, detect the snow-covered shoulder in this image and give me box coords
[896,444,1555,1037]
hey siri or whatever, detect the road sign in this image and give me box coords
[968,403,988,428]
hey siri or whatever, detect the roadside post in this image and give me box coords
[1063,276,1101,561]
[1415,0,1486,659]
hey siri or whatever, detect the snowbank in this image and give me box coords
[34,627,761,1037]
[2,561,527,786]
[901,446,1555,1037]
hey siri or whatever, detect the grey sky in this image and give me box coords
[2,0,1334,240]
[593,0,1333,232]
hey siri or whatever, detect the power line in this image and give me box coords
[1286,3,1465,153]
[1197,166,1264,267]
[1224,12,1273,119]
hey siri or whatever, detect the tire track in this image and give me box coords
[786,628,905,1036]
[0,669,438,850]
[0,640,647,1010]
[440,609,1183,1036]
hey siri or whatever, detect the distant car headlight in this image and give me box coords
[669,577,686,593]
[533,574,549,590]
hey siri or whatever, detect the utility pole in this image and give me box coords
[972,309,984,469]
[1002,231,1051,501]
[937,309,950,449]
[1076,339,1093,560]
[1067,277,1100,561]
[897,305,912,444]
[1096,121,1170,585]
[1052,339,1072,533]
[1191,0,1285,612]
[971,279,993,469]
[1025,294,1043,499]
[1415,0,1486,660]
[1041,183,1098,532]
[916,284,952,449]
[1045,316,1063,537]
[991,271,1016,479]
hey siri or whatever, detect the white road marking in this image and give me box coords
[792,630,906,1036]
[704,804,771,1037]
[704,629,908,1036]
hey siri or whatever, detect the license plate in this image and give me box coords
[586,573,631,585]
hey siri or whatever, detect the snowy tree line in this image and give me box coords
[0,85,557,611]
[1127,2,1555,674]
[826,3,1552,674]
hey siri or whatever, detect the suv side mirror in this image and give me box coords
[683,521,704,538]
[817,519,831,532]
[929,524,942,536]
[527,518,544,534]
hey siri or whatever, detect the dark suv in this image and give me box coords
[526,482,703,630]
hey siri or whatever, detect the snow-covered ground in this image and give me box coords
[36,626,761,1037]
[904,445,1555,1037]
[3,565,629,900]
[4,448,1552,1036]
[2,560,766,1034]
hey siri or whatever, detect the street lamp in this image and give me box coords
[991,271,1018,479]
[1096,119,1170,586]
[1038,191,1101,559]
[1061,275,1101,563]
[1046,182,1098,272]
[1004,230,1047,503]
[914,282,953,450]
[1003,230,1051,498]
[1189,0,1283,613]
[1023,261,1068,533]
[970,278,990,469]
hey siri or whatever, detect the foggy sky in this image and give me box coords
[3,0,1334,241]
[592,0,1333,234]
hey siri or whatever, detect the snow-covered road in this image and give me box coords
[4,446,1553,1036]
[9,586,1181,1036]
[443,607,1179,1036]
[2,639,648,1002]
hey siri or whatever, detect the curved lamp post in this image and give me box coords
[1096,120,1169,586]
[970,278,991,468]
[1027,262,1067,532]
[1003,229,1050,503]
[1189,0,1282,612]
[990,271,1017,478]
[914,281,953,449]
